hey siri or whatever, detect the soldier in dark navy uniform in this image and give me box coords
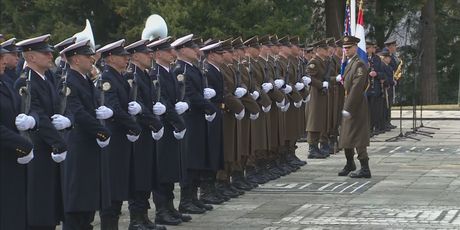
[0,43,36,230]
[59,40,113,230]
[1,37,21,84]
[53,37,77,80]
[148,37,192,226]
[366,40,386,136]
[124,39,166,230]
[96,39,142,229]
[171,34,219,214]
[15,34,71,230]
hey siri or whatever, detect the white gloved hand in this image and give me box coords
[51,151,67,163]
[234,87,247,98]
[203,88,216,100]
[274,79,285,89]
[261,82,273,93]
[51,114,71,130]
[17,150,34,164]
[281,102,291,112]
[96,137,111,148]
[302,76,312,86]
[96,106,113,120]
[173,129,186,140]
[249,112,259,120]
[303,94,311,103]
[322,81,329,89]
[235,109,245,120]
[153,102,166,116]
[262,104,271,113]
[15,113,36,131]
[205,112,216,122]
[152,127,164,140]
[128,101,142,115]
[294,101,302,108]
[282,84,292,94]
[295,82,305,91]
[342,110,351,118]
[174,101,189,115]
[126,134,140,142]
[336,74,342,82]
[250,91,260,100]
[276,98,286,108]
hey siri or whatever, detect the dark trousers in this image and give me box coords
[28,226,56,230]
[99,200,123,218]
[153,183,175,206]
[128,191,151,214]
[63,212,95,230]
[368,96,384,131]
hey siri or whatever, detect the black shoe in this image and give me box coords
[228,184,245,195]
[338,162,357,176]
[231,179,252,191]
[200,192,225,205]
[216,182,239,198]
[155,210,182,226]
[166,200,192,222]
[178,202,206,214]
[308,144,327,159]
[193,199,213,210]
[319,142,331,157]
[349,159,371,178]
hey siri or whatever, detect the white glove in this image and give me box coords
[128,101,142,115]
[250,91,260,100]
[249,112,259,120]
[303,94,311,103]
[96,106,113,120]
[322,81,329,89]
[281,102,291,112]
[153,102,166,116]
[51,114,71,130]
[234,87,247,98]
[126,134,140,142]
[282,85,292,94]
[276,98,286,108]
[235,109,245,120]
[17,150,34,164]
[175,101,189,115]
[51,151,67,163]
[302,76,312,86]
[152,127,164,140]
[15,113,36,131]
[262,104,271,113]
[274,79,285,89]
[336,74,342,82]
[294,101,302,108]
[96,137,111,148]
[173,129,186,140]
[342,110,351,118]
[203,87,216,100]
[295,82,305,91]
[205,112,216,122]
[261,82,273,93]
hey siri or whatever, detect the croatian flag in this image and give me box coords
[340,0,352,78]
[355,0,368,64]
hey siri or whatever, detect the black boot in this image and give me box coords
[338,154,356,176]
[166,199,192,222]
[178,186,206,214]
[349,159,372,178]
[128,212,148,230]
[200,179,224,205]
[140,210,167,230]
[192,185,213,211]
[246,166,266,185]
[308,144,327,159]
[215,181,239,198]
[101,215,119,230]
[231,171,252,191]
[319,142,331,157]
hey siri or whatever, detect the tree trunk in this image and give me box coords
[325,0,345,39]
[420,0,438,104]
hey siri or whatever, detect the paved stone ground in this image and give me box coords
[63,112,460,229]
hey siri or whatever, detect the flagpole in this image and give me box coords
[350,0,356,35]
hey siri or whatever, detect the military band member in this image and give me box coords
[1,37,21,84]
[149,37,192,225]
[337,35,371,178]
[0,44,36,230]
[383,38,398,130]
[59,40,113,230]
[379,49,396,133]
[96,39,142,229]
[366,40,386,136]
[124,40,166,230]
[15,34,70,230]
[171,34,218,214]
[305,39,332,159]
[53,37,77,79]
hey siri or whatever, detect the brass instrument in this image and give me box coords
[394,58,403,81]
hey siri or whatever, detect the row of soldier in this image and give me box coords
[0,31,387,229]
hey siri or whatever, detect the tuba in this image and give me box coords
[141,14,168,41]
[73,19,96,50]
